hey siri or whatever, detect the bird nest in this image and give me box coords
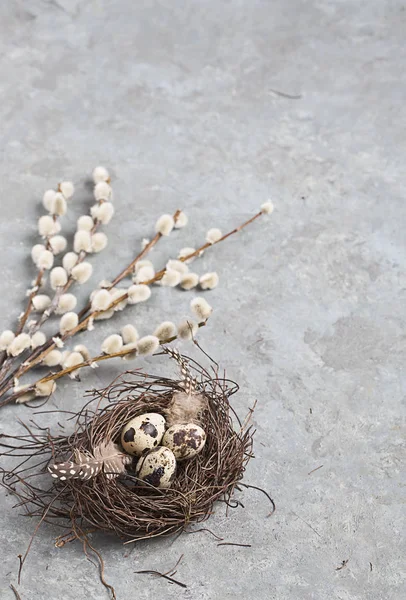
[0,354,258,552]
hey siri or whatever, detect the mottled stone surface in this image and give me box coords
[0,1,405,599]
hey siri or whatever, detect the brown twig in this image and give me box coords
[217,542,252,548]
[308,465,323,475]
[10,584,22,600]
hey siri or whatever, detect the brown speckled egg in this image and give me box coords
[136,447,177,489]
[121,413,165,456]
[162,423,206,461]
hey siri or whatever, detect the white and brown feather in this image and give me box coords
[48,441,131,482]
[162,347,207,426]
[162,346,197,394]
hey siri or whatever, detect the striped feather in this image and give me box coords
[48,441,131,482]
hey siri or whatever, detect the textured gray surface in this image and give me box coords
[0,1,405,599]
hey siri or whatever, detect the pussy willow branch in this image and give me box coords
[30,217,101,333]
[0,211,59,374]
[0,209,181,394]
[0,323,205,407]
[78,209,182,319]
[0,209,264,404]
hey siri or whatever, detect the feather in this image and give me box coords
[48,441,131,482]
[162,346,197,394]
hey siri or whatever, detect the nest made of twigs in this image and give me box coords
[0,356,255,545]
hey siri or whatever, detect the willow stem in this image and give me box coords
[78,209,182,319]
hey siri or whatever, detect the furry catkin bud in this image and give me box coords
[42,190,56,211]
[7,333,31,356]
[109,288,128,311]
[91,289,111,311]
[14,385,35,405]
[155,214,174,236]
[180,273,199,290]
[62,252,79,272]
[50,267,68,290]
[190,297,213,321]
[53,337,64,348]
[50,193,67,216]
[101,334,123,355]
[93,166,110,184]
[161,269,181,287]
[42,349,62,367]
[177,319,198,340]
[0,330,15,351]
[206,228,222,244]
[56,293,77,314]
[49,235,67,255]
[166,259,189,275]
[94,181,112,201]
[91,202,114,224]
[38,215,60,237]
[199,272,219,290]
[36,250,54,270]
[71,262,92,283]
[32,294,51,312]
[31,244,46,264]
[74,230,92,253]
[59,181,74,199]
[154,321,176,341]
[62,351,84,370]
[260,200,274,214]
[122,343,138,360]
[127,284,151,304]
[141,238,150,250]
[121,324,139,344]
[31,331,46,349]
[60,350,71,364]
[178,247,196,264]
[174,211,188,229]
[94,309,114,320]
[35,380,56,397]
[77,215,94,231]
[98,280,113,289]
[133,265,155,284]
[74,344,91,361]
[91,232,108,253]
[59,312,78,335]
[137,335,160,356]
[135,259,154,273]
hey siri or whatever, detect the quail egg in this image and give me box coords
[121,412,166,456]
[162,423,206,461]
[136,446,177,489]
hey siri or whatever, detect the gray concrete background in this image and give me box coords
[0,1,405,598]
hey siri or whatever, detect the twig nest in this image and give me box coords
[0,356,255,548]
[121,413,166,456]
[162,423,206,461]
[135,447,177,489]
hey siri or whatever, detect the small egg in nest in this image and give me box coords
[162,423,206,461]
[136,446,177,489]
[121,413,165,456]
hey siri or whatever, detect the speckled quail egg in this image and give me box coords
[136,446,177,489]
[121,413,166,456]
[162,423,206,461]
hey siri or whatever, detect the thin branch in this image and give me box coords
[78,209,182,319]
